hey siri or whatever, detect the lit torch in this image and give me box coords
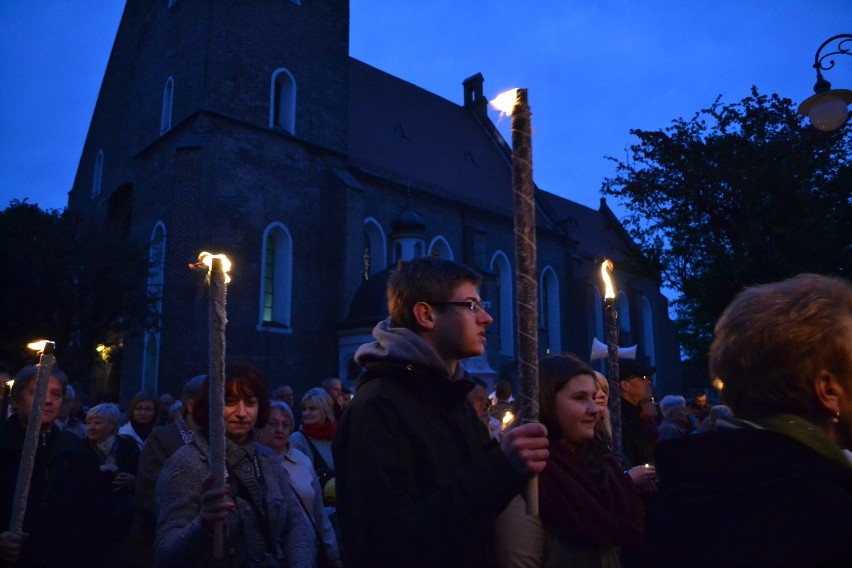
[193,251,231,559]
[500,410,515,436]
[9,340,56,534]
[491,88,539,515]
[600,260,622,459]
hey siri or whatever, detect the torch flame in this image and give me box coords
[198,252,232,284]
[489,89,519,117]
[502,410,515,426]
[600,259,615,299]
[26,339,53,353]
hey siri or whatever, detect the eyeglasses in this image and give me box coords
[629,375,652,383]
[425,300,491,313]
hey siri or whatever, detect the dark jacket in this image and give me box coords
[0,416,109,568]
[85,434,140,532]
[620,398,656,468]
[333,318,525,568]
[648,423,852,567]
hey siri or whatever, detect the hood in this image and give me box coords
[355,317,464,381]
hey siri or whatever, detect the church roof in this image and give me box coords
[348,58,515,219]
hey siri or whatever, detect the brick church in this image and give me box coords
[68,0,680,402]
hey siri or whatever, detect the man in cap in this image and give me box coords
[619,359,657,468]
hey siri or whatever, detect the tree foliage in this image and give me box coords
[603,87,852,363]
[0,199,149,381]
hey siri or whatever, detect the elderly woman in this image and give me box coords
[86,402,140,565]
[0,366,106,566]
[155,364,314,567]
[655,395,690,441]
[496,354,644,567]
[119,391,158,450]
[648,274,852,566]
[258,401,342,568]
[289,387,337,505]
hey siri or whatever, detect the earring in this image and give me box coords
[831,412,840,424]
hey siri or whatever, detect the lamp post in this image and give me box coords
[798,34,852,131]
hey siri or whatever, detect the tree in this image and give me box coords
[602,87,852,369]
[0,199,149,385]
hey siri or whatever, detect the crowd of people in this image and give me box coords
[1,257,850,567]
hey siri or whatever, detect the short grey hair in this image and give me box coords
[270,400,295,429]
[659,395,686,419]
[87,402,121,429]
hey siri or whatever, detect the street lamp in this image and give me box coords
[798,34,852,132]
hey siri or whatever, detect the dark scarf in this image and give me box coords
[129,417,154,442]
[540,440,645,549]
[300,419,337,441]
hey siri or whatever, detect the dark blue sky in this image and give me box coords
[1,0,850,217]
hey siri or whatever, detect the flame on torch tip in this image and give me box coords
[600,259,615,299]
[502,410,515,425]
[489,89,519,117]
[26,340,53,353]
[711,377,724,391]
[198,251,232,283]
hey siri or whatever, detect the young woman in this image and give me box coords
[155,364,314,567]
[288,388,337,506]
[258,401,342,568]
[496,354,644,567]
[118,392,158,451]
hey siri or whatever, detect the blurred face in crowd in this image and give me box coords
[86,415,116,443]
[59,388,75,421]
[224,389,259,444]
[17,375,64,430]
[593,377,609,412]
[468,384,490,417]
[273,386,295,408]
[301,399,324,426]
[556,373,599,451]
[325,379,343,404]
[621,374,652,405]
[132,400,157,425]
[694,394,708,409]
[258,406,292,454]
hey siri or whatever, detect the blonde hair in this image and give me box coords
[593,371,613,446]
[301,387,336,424]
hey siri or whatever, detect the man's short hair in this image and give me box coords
[710,273,852,420]
[11,365,68,403]
[387,256,482,331]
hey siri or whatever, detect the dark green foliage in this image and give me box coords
[0,199,149,381]
[603,87,852,365]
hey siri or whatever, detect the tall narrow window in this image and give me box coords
[259,222,293,331]
[490,251,514,358]
[363,218,387,276]
[270,68,297,134]
[641,297,656,364]
[92,150,104,198]
[161,77,174,134]
[540,266,561,356]
[142,331,160,393]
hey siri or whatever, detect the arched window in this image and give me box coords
[489,251,514,357]
[161,77,174,134]
[92,150,104,198]
[540,266,561,356]
[592,284,604,342]
[428,236,453,260]
[617,291,631,336]
[270,68,297,134]
[142,331,160,394]
[258,222,293,331]
[641,296,656,364]
[363,218,387,276]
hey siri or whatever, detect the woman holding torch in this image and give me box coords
[155,363,314,568]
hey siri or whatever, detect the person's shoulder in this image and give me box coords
[289,446,312,466]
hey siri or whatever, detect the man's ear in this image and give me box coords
[412,301,436,331]
[814,370,843,417]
